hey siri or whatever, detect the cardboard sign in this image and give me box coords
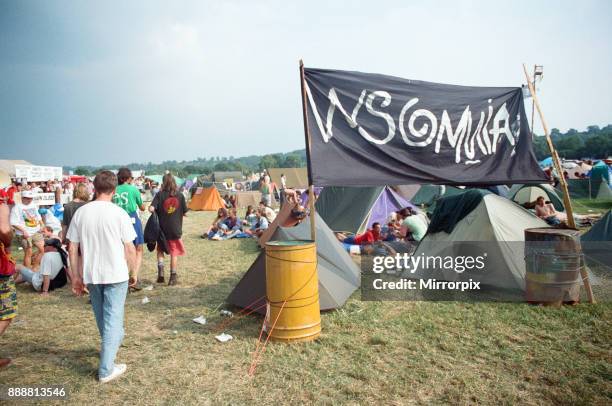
[14,165,63,182]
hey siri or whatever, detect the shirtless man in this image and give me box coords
[535,196,566,225]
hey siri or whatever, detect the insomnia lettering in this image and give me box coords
[305,85,520,165]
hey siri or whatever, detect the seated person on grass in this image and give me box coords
[202,207,228,239]
[13,238,68,296]
[534,196,594,227]
[535,196,563,225]
[381,212,403,241]
[336,222,382,245]
[400,209,428,242]
[258,201,277,223]
[211,209,243,240]
[242,205,257,229]
[244,208,269,238]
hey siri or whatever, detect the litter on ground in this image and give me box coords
[215,333,233,343]
[193,316,207,325]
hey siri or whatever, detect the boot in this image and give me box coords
[157,261,165,283]
[168,272,178,286]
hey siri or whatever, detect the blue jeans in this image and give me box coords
[18,267,42,290]
[87,281,128,378]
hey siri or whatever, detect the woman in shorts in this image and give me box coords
[149,173,188,286]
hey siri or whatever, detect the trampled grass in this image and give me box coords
[2,210,611,405]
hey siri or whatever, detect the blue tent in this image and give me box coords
[539,157,553,168]
[589,161,611,185]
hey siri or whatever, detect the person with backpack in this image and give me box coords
[149,173,188,286]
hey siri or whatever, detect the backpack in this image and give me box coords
[44,238,68,290]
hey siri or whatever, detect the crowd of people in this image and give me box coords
[335,207,429,255]
[202,201,277,240]
[0,169,188,381]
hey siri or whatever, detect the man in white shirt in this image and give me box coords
[66,170,137,384]
[10,190,44,268]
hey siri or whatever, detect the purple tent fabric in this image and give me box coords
[366,187,416,229]
[300,186,323,206]
[183,179,194,190]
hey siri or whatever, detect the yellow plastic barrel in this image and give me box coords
[264,240,321,342]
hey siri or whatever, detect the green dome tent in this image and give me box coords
[590,161,611,184]
[409,191,549,291]
[509,184,564,212]
[411,185,464,211]
[146,174,184,186]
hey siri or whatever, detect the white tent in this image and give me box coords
[409,193,549,291]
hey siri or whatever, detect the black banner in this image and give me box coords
[304,68,548,186]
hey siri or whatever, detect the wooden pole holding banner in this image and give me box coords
[529,65,537,139]
[522,63,595,304]
[299,59,316,241]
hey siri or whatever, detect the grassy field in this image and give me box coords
[572,198,612,216]
[2,208,611,405]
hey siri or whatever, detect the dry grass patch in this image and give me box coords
[1,210,610,405]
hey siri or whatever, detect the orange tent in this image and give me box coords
[188,187,226,211]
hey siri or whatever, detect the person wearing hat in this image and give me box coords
[9,190,44,268]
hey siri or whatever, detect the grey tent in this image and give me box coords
[411,185,443,206]
[409,192,549,291]
[595,181,612,200]
[393,185,421,201]
[226,213,360,314]
[411,185,464,209]
[581,210,612,268]
[556,178,612,200]
[212,171,244,182]
[315,186,416,234]
[509,183,564,211]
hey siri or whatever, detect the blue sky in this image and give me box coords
[1,0,611,166]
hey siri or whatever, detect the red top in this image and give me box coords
[353,229,381,245]
[4,186,18,205]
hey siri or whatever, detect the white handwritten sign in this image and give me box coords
[14,165,63,182]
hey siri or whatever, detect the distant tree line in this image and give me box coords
[69,125,611,177]
[533,124,612,161]
[69,150,307,177]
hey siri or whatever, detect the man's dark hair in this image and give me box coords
[94,170,118,195]
[398,208,411,218]
[372,222,381,229]
[117,167,132,185]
